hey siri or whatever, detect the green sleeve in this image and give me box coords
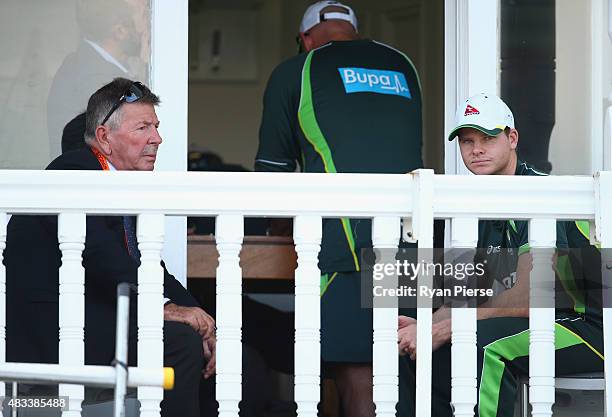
[507,220,530,255]
[255,57,304,172]
[555,221,570,249]
[510,220,574,255]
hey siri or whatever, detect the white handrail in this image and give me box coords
[0,363,171,388]
[450,217,478,417]
[293,215,322,417]
[137,214,166,417]
[57,212,86,417]
[372,216,400,417]
[0,169,609,417]
[596,172,612,416]
[528,219,557,417]
[216,214,244,417]
[0,212,6,414]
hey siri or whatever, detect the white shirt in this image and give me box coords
[84,39,129,74]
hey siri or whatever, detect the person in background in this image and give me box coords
[255,2,423,415]
[47,0,148,159]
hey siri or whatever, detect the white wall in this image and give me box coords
[188,0,284,171]
[153,0,189,285]
[549,0,592,175]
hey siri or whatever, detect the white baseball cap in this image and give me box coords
[299,1,358,33]
[447,93,515,141]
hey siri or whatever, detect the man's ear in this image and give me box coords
[508,128,519,150]
[299,32,312,52]
[95,125,112,155]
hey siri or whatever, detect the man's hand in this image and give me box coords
[164,303,216,340]
[164,303,217,378]
[398,315,451,360]
[202,335,216,379]
[398,315,416,330]
[398,315,417,358]
[431,319,451,352]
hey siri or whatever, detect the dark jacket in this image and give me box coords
[4,147,198,366]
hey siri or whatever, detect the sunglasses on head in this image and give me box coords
[101,81,145,126]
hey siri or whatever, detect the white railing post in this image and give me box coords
[450,217,479,417]
[294,215,322,417]
[528,218,557,417]
[372,216,400,417]
[137,214,165,417]
[0,212,6,406]
[58,212,86,417]
[413,169,435,417]
[215,214,244,417]
[595,171,612,417]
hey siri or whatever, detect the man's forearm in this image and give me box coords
[475,252,531,320]
[433,280,528,337]
[477,290,529,319]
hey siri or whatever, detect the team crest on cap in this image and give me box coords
[464,105,480,116]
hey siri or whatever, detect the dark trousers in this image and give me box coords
[398,315,603,417]
[162,321,206,417]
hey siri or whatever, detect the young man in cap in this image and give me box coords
[255,2,422,416]
[397,93,604,417]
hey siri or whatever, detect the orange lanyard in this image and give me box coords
[90,146,109,171]
[90,146,134,255]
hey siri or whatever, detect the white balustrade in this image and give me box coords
[215,214,244,417]
[450,217,479,417]
[595,171,612,417]
[0,212,6,406]
[528,219,557,417]
[293,215,322,417]
[57,212,86,417]
[137,214,166,417]
[413,169,434,417]
[372,216,401,417]
[0,169,609,416]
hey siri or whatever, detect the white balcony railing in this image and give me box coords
[0,169,610,417]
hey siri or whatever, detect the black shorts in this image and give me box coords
[321,271,372,363]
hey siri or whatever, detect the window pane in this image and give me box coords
[550,0,591,175]
[0,0,151,169]
[500,0,612,175]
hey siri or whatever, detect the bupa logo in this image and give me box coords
[338,67,412,99]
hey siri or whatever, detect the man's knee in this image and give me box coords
[334,363,373,392]
[164,321,204,368]
[333,363,375,417]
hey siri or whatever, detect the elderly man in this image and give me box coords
[5,78,214,417]
[255,2,422,416]
[397,93,603,417]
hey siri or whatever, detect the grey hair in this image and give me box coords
[84,77,160,145]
